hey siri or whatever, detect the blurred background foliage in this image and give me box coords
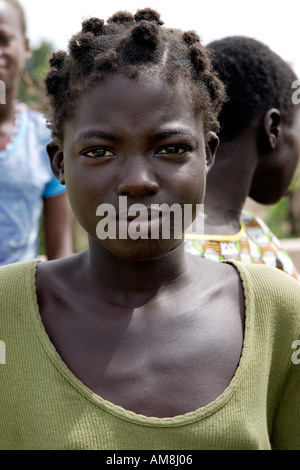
[18,40,52,112]
[19,41,300,256]
[265,164,300,239]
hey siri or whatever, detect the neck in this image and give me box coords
[203,135,258,235]
[79,237,191,305]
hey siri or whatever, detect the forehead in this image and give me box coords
[0,0,24,33]
[67,73,203,137]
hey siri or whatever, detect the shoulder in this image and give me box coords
[189,254,245,298]
[227,260,300,298]
[226,260,300,331]
[0,261,39,325]
[36,255,80,294]
[0,260,39,295]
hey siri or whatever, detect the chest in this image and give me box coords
[41,288,245,418]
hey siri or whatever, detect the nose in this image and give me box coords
[117,159,159,198]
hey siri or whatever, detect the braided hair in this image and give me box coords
[45,8,226,144]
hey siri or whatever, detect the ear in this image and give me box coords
[46,140,65,185]
[263,108,282,149]
[205,131,219,173]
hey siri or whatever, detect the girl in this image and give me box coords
[0,9,299,450]
[0,0,72,265]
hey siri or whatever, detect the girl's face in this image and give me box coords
[0,1,30,91]
[52,73,218,261]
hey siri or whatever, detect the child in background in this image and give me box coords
[0,0,72,265]
[0,9,299,450]
[185,36,300,280]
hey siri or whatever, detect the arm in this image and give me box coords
[43,193,73,260]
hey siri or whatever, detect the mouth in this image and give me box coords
[116,208,163,236]
[96,201,188,241]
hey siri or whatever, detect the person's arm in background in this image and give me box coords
[43,192,73,260]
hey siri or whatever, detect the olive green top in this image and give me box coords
[0,259,299,450]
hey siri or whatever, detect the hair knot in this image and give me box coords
[107,11,134,24]
[49,51,67,70]
[45,69,61,95]
[131,21,160,48]
[134,8,163,25]
[94,51,118,74]
[82,17,105,36]
[69,32,96,60]
[190,43,210,74]
[183,31,200,46]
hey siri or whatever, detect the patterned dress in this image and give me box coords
[184,211,299,280]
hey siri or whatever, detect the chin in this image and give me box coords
[249,189,284,206]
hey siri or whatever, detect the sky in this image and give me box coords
[18,0,300,78]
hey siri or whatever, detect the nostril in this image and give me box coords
[119,189,130,197]
[117,185,158,198]
[117,180,159,198]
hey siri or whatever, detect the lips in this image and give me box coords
[117,218,162,239]
[117,207,161,222]
[96,197,187,240]
[116,207,160,236]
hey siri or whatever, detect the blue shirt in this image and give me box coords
[0,103,66,265]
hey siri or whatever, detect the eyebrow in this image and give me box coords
[74,130,121,144]
[74,127,195,145]
[153,128,195,140]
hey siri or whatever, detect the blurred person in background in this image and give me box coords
[185,36,300,280]
[0,0,72,265]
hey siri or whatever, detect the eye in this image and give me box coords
[81,147,116,158]
[0,35,12,45]
[158,145,187,154]
[156,145,191,160]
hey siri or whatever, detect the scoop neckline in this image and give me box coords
[27,258,255,427]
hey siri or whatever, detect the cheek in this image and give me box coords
[163,170,204,205]
[172,166,206,231]
[10,47,24,66]
[64,165,98,232]
[193,169,207,200]
[180,160,207,204]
